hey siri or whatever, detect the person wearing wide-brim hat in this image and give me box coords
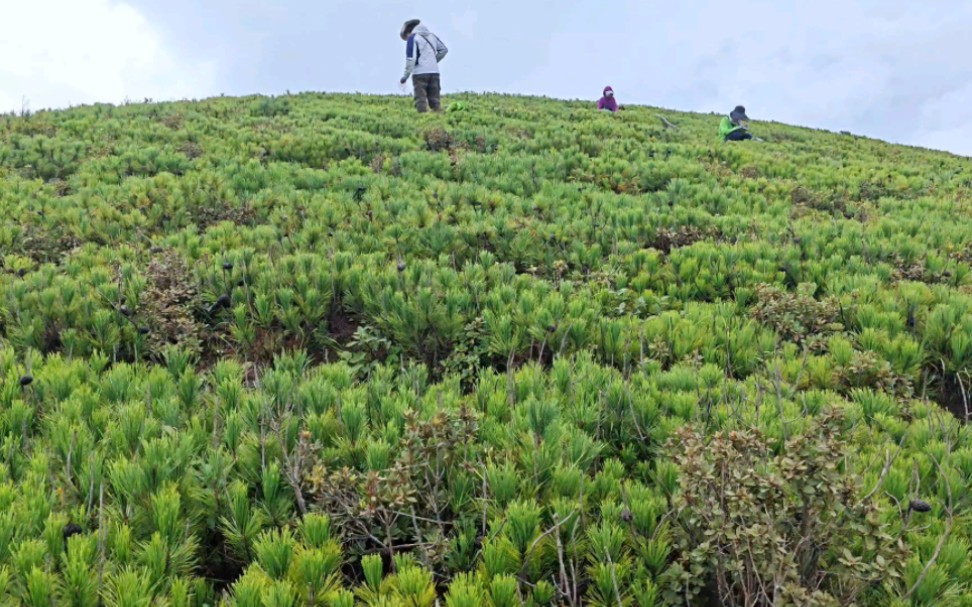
[399,18,449,113]
[720,105,754,141]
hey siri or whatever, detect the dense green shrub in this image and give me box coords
[0,92,970,605]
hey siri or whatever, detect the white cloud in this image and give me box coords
[0,0,216,112]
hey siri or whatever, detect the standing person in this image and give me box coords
[598,86,618,113]
[399,19,449,113]
[720,105,753,141]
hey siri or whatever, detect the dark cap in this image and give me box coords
[401,19,420,39]
[730,105,749,122]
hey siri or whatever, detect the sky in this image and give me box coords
[2,0,972,156]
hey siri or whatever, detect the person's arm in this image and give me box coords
[434,36,448,62]
[401,35,417,83]
[598,98,606,110]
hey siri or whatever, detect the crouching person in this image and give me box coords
[721,105,754,141]
[598,86,618,112]
[400,19,449,113]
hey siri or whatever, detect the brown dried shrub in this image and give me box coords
[423,126,454,152]
[140,250,203,360]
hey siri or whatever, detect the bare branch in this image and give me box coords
[655,115,679,130]
[858,433,907,506]
[903,445,955,601]
[604,547,625,607]
[518,512,577,583]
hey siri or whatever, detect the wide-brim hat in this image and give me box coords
[730,105,749,122]
[401,19,420,39]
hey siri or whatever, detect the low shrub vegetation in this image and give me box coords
[0,92,969,605]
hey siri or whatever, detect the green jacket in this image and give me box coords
[719,116,745,140]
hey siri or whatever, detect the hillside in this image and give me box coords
[0,92,970,606]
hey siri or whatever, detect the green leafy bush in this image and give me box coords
[664,411,908,606]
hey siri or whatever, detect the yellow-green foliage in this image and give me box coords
[0,93,970,606]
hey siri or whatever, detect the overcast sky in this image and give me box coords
[2,0,971,156]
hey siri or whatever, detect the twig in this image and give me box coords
[857,433,907,506]
[86,453,96,515]
[569,519,580,603]
[655,115,679,130]
[555,523,574,606]
[65,430,77,495]
[96,483,107,594]
[903,447,955,600]
[956,369,969,423]
[626,388,647,443]
[506,347,517,408]
[772,358,790,441]
[518,513,577,583]
[481,472,489,536]
[604,547,625,607]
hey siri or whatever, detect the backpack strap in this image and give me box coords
[415,34,437,63]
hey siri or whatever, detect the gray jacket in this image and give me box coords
[403,25,448,79]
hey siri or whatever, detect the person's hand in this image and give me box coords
[400,77,407,85]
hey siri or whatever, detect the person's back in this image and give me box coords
[400,19,449,113]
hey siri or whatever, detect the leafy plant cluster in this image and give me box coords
[0,92,970,605]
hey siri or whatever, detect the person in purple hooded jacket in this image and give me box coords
[597,86,618,112]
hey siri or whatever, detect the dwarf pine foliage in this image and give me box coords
[0,93,970,605]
